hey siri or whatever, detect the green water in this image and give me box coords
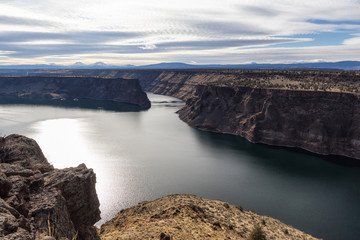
[0,93,359,240]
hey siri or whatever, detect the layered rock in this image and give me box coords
[12,69,360,101]
[178,85,360,159]
[100,194,320,240]
[0,134,101,240]
[0,76,150,109]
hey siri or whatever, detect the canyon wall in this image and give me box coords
[2,69,360,159]
[178,85,360,159]
[0,134,101,240]
[14,69,360,101]
[0,76,151,109]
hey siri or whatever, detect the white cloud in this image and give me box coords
[343,34,360,45]
[0,0,360,64]
[139,43,157,50]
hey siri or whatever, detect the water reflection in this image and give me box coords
[0,96,145,112]
[31,118,98,168]
[30,117,139,224]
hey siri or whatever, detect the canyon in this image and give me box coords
[0,69,358,238]
[4,68,359,159]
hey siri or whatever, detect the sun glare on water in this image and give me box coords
[31,118,99,169]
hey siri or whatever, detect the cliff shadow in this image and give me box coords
[191,128,360,171]
[0,96,146,112]
[260,143,360,168]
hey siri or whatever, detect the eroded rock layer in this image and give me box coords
[0,76,150,109]
[10,69,360,101]
[100,194,320,240]
[178,85,360,159]
[0,134,101,240]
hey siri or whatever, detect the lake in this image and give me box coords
[0,93,359,240]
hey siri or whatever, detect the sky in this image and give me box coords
[0,0,360,65]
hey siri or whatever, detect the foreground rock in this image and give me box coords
[100,194,320,240]
[0,134,100,240]
[179,85,360,159]
[0,76,151,109]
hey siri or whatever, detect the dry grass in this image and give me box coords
[100,194,321,240]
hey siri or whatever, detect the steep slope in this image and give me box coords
[178,85,360,159]
[0,76,151,109]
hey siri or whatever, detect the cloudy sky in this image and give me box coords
[1,0,360,65]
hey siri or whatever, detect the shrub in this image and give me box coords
[248,224,266,240]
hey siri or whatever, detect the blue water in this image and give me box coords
[0,93,359,240]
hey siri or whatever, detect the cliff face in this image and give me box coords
[0,76,150,109]
[19,69,360,101]
[0,134,101,240]
[100,194,320,240]
[178,85,360,159]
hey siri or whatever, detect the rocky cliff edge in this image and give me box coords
[0,134,101,240]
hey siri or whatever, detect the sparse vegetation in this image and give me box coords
[47,212,55,237]
[210,70,360,94]
[248,224,267,240]
[72,231,78,240]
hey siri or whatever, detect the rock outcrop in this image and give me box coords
[0,134,101,240]
[0,76,151,109]
[178,85,360,159]
[100,194,320,240]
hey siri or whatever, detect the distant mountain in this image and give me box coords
[136,62,196,69]
[0,61,359,70]
[0,62,135,70]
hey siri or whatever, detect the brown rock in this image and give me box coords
[29,188,76,240]
[0,135,101,240]
[0,172,12,198]
[44,163,101,240]
[0,134,53,173]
